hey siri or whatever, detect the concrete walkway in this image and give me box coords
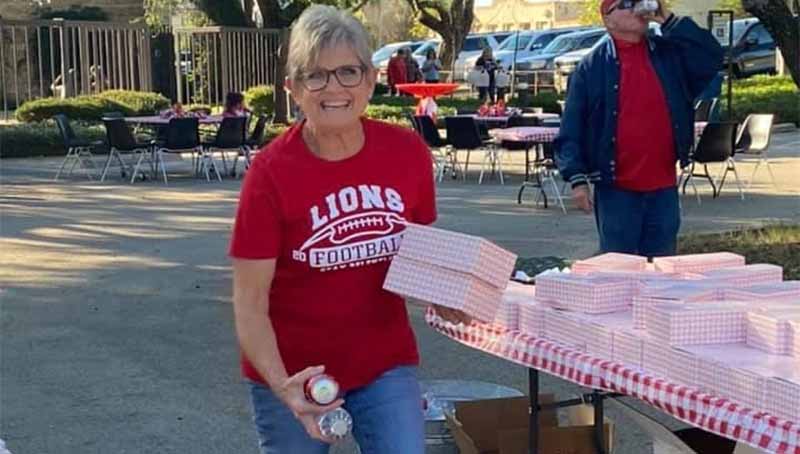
[1,130,798,453]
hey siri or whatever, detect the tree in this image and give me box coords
[404,0,475,74]
[742,0,799,87]
[716,0,750,17]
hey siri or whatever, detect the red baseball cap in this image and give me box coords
[600,0,618,15]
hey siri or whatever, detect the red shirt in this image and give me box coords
[229,118,437,392]
[614,38,677,192]
[387,56,407,87]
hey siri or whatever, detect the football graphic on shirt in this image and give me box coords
[298,211,407,253]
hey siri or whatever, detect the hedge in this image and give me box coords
[1,122,106,158]
[15,90,170,122]
[244,85,275,117]
[722,75,799,126]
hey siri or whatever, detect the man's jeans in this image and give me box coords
[594,185,681,257]
[249,366,424,454]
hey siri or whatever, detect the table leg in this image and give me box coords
[525,146,531,181]
[593,390,606,454]
[529,368,539,454]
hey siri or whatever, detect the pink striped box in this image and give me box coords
[493,282,535,330]
[646,302,748,347]
[399,224,517,290]
[384,256,503,322]
[612,329,646,369]
[745,310,800,355]
[518,300,545,336]
[534,273,635,314]
[724,281,800,302]
[653,252,745,274]
[697,361,767,410]
[793,321,800,358]
[633,283,720,329]
[642,341,699,386]
[766,377,800,422]
[571,253,648,274]
[543,309,587,351]
[701,264,784,287]
[584,322,614,359]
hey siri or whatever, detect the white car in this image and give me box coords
[474,27,589,77]
[411,33,511,81]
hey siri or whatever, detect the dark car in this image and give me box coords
[724,18,777,78]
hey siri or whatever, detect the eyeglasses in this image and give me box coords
[300,65,366,92]
[606,0,637,14]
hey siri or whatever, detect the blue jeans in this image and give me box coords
[249,366,424,454]
[594,185,680,257]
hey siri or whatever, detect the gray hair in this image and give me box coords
[287,5,374,82]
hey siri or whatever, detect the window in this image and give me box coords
[462,37,490,51]
[519,23,531,30]
[503,23,513,31]
[748,24,774,45]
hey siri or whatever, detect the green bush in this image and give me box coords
[244,85,275,116]
[722,75,799,126]
[15,96,125,123]
[97,90,170,115]
[1,121,106,158]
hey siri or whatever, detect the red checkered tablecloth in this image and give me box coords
[425,307,800,454]
[490,126,560,143]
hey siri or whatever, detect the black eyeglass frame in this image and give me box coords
[300,64,368,92]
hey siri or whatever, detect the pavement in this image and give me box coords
[1,129,798,454]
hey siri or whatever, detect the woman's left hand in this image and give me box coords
[432,305,473,325]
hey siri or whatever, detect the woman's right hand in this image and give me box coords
[274,365,345,443]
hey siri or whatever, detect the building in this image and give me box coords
[473,0,584,33]
[473,0,726,33]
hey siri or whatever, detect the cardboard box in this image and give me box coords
[518,301,545,337]
[446,396,613,454]
[399,223,517,290]
[633,282,720,330]
[535,273,635,314]
[745,310,800,355]
[543,309,587,351]
[646,302,747,347]
[384,256,503,322]
[652,252,745,274]
[724,281,800,301]
[700,264,784,287]
[571,252,647,274]
[612,329,645,369]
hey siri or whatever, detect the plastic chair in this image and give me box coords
[203,116,247,176]
[101,118,153,182]
[680,122,743,203]
[53,114,102,180]
[735,114,776,190]
[694,98,718,123]
[445,116,492,182]
[232,114,272,177]
[415,115,455,182]
[141,117,219,183]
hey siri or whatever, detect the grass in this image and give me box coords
[678,224,800,280]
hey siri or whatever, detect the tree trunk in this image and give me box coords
[406,0,475,81]
[742,0,800,87]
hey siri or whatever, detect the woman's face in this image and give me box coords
[287,44,376,133]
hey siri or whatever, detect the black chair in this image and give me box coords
[680,122,743,203]
[144,117,217,183]
[445,116,492,182]
[231,114,272,177]
[203,116,247,176]
[415,115,448,148]
[735,114,775,189]
[101,118,153,182]
[415,115,455,182]
[406,113,421,134]
[53,114,103,180]
[694,98,718,123]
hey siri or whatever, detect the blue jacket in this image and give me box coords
[555,16,724,189]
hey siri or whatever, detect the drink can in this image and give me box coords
[319,408,353,439]
[634,0,659,15]
[304,374,339,405]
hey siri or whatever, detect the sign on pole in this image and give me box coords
[709,12,732,46]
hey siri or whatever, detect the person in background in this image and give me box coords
[223,92,250,117]
[229,5,467,454]
[555,0,722,257]
[474,47,499,103]
[421,48,442,83]
[404,47,422,84]
[387,48,407,96]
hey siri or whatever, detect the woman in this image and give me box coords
[223,92,249,117]
[404,47,422,84]
[474,47,499,103]
[229,5,464,454]
[421,48,442,83]
[386,48,407,96]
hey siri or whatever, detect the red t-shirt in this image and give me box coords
[387,56,407,86]
[229,118,437,392]
[614,38,677,192]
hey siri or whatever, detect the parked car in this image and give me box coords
[724,18,777,78]
[411,32,510,81]
[515,28,606,89]
[372,40,424,83]
[483,27,589,75]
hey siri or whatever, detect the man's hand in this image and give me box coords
[432,305,473,326]
[651,1,673,24]
[274,366,344,443]
[572,184,593,214]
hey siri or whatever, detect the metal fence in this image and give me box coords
[1,20,284,119]
[0,19,152,117]
[172,26,282,106]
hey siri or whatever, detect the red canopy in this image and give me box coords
[395,83,459,99]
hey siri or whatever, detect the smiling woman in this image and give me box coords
[227,4,453,454]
